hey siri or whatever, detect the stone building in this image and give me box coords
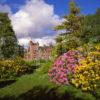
[25,41,52,61]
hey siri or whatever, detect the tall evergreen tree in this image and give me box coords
[0,13,18,59]
[81,8,100,43]
[54,0,83,56]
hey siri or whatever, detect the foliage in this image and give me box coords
[49,43,100,93]
[61,34,82,50]
[18,45,25,58]
[96,8,100,15]
[81,9,100,44]
[72,56,100,91]
[54,1,83,56]
[0,57,33,80]
[71,43,100,91]
[48,50,83,85]
[0,13,19,59]
[55,1,83,35]
[77,43,100,57]
[53,34,82,57]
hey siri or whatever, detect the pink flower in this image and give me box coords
[48,50,83,85]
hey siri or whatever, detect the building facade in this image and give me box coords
[25,41,52,61]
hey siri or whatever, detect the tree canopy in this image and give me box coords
[54,1,83,57]
[0,13,18,59]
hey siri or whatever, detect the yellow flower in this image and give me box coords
[82,87,87,91]
[71,53,99,91]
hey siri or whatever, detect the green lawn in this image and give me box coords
[0,73,52,97]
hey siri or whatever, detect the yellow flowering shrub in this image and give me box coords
[77,43,100,57]
[72,45,100,91]
[0,58,29,79]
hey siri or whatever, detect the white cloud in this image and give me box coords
[18,36,55,47]
[11,0,61,39]
[18,37,31,46]
[34,36,56,46]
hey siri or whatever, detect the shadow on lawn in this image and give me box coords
[18,86,74,100]
[0,80,16,88]
[0,86,97,100]
[0,96,16,100]
[0,86,72,100]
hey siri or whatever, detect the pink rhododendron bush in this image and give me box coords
[48,50,83,85]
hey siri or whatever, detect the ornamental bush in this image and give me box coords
[71,55,100,91]
[0,58,30,80]
[72,44,100,91]
[49,45,100,93]
[48,50,83,85]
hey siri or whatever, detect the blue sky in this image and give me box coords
[0,0,100,15]
[45,0,100,15]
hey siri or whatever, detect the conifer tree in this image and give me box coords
[82,8,100,43]
[0,13,18,59]
[54,0,83,56]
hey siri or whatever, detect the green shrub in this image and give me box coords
[0,58,34,80]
